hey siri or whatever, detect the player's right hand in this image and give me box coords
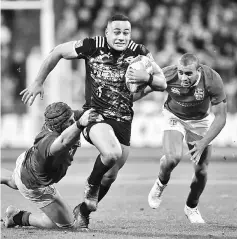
[20,82,44,105]
[79,109,103,127]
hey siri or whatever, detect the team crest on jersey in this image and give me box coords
[171,87,180,95]
[194,88,204,100]
[169,119,177,126]
[124,56,135,64]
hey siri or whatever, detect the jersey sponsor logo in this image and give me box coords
[175,100,203,107]
[75,40,83,48]
[194,88,205,100]
[171,87,180,95]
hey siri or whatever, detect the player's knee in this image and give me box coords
[165,153,181,169]
[102,174,117,185]
[195,167,208,179]
[101,149,122,166]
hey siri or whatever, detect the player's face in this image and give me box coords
[177,63,200,87]
[106,21,131,51]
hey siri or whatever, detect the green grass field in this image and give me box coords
[1,148,237,239]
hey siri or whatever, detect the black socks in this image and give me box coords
[88,155,111,185]
[98,184,111,202]
[13,211,31,226]
[159,176,169,186]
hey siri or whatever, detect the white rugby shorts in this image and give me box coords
[162,108,214,145]
[12,152,60,209]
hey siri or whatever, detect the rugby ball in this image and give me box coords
[125,55,153,93]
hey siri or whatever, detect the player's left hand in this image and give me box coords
[126,68,149,83]
[187,140,207,165]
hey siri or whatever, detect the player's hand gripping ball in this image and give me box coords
[125,55,153,93]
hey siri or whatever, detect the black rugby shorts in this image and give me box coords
[83,117,131,146]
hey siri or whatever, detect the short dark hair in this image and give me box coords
[180,53,199,68]
[108,14,130,24]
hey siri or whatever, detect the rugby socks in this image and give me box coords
[98,184,111,202]
[13,211,31,226]
[80,202,91,216]
[186,174,207,208]
[158,176,169,186]
[80,184,111,215]
[88,155,111,186]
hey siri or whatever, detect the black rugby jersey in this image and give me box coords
[74,36,153,123]
[21,129,78,189]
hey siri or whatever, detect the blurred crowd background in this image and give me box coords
[1,0,237,147]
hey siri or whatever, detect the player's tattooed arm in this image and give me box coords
[133,86,154,102]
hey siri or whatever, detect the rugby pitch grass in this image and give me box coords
[1,148,237,239]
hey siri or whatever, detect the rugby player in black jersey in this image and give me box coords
[20,14,167,228]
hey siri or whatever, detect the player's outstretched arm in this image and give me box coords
[49,109,102,156]
[200,101,227,146]
[1,168,18,190]
[188,101,227,164]
[20,41,78,106]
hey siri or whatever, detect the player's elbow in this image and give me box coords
[52,44,67,59]
[161,81,167,90]
[151,79,167,91]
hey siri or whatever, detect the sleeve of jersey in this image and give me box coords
[74,38,96,58]
[162,65,178,82]
[208,71,226,105]
[137,44,151,57]
[37,132,58,159]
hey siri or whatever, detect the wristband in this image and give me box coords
[147,74,153,86]
[76,120,84,131]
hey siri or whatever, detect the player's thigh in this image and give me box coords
[163,130,184,160]
[40,192,74,228]
[89,123,122,155]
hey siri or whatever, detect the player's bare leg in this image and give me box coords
[1,168,18,190]
[184,145,211,223]
[148,130,184,209]
[99,144,130,201]
[4,193,76,229]
[84,123,122,212]
[74,123,123,228]
[74,144,130,228]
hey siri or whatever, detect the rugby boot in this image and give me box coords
[84,179,100,212]
[4,205,20,228]
[148,178,167,209]
[73,203,90,230]
[184,204,205,223]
